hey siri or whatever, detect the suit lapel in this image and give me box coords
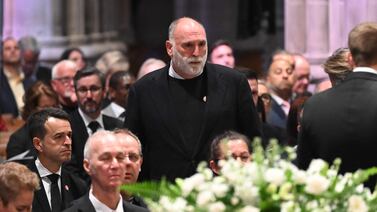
[192,65,226,156]
[28,162,52,212]
[61,170,73,209]
[149,68,190,157]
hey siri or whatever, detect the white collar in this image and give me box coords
[35,158,62,178]
[104,102,125,118]
[168,61,204,79]
[78,108,104,129]
[89,189,124,212]
[353,67,377,75]
[270,93,286,106]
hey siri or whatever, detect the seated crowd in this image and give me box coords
[1,17,376,211]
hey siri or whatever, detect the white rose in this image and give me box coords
[305,175,330,195]
[348,195,368,212]
[196,191,215,207]
[208,202,226,212]
[181,173,205,196]
[265,168,285,186]
[307,159,327,174]
[211,183,229,198]
[293,170,307,184]
[239,205,260,212]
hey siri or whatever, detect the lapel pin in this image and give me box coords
[203,96,207,102]
[65,185,69,191]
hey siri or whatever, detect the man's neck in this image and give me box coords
[272,89,292,101]
[92,186,121,210]
[4,64,21,75]
[38,156,61,173]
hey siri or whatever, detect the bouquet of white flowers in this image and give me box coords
[122,140,377,212]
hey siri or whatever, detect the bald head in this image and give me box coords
[168,17,206,42]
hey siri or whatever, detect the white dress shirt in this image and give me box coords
[78,108,105,135]
[35,158,62,209]
[89,189,124,212]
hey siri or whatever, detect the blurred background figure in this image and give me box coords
[323,47,353,86]
[209,39,235,68]
[6,81,59,159]
[0,162,40,212]
[209,131,251,175]
[137,58,166,80]
[102,71,135,122]
[266,58,295,129]
[95,50,130,94]
[60,47,87,70]
[114,129,148,208]
[50,60,79,113]
[292,54,311,98]
[1,37,33,119]
[18,36,52,84]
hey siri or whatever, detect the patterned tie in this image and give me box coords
[88,121,101,134]
[47,174,62,212]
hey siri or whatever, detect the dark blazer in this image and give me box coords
[124,63,262,181]
[6,124,37,159]
[68,109,123,181]
[266,98,287,129]
[63,193,148,212]
[297,71,377,188]
[26,160,88,212]
[35,65,52,84]
[0,69,33,117]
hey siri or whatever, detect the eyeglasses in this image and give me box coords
[259,93,272,104]
[76,86,102,95]
[124,152,142,162]
[54,76,74,84]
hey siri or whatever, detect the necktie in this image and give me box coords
[88,121,101,134]
[47,174,62,212]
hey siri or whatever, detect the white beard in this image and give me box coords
[172,46,207,78]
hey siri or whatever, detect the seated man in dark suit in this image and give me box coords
[68,67,123,182]
[114,129,148,208]
[64,131,147,212]
[26,108,87,212]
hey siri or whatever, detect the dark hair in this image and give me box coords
[22,81,58,120]
[108,71,133,89]
[209,39,233,57]
[73,66,105,90]
[27,107,71,139]
[210,131,251,161]
[60,47,85,61]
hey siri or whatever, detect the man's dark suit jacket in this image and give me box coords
[35,65,52,84]
[6,124,37,159]
[124,63,262,181]
[297,71,377,188]
[26,160,88,212]
[266,98,287,129]
[0,69,33,117]
[63,193,148,212]
[68,109,123,181]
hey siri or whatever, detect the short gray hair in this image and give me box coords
[83,130,116,160]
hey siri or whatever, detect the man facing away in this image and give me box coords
[124,17,262,182]
[25,108,87,212]
[63,131,147,212]
[297,22,377,190]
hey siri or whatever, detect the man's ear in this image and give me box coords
[347,52,355,68]
[33,137,43,153]
[166,40,173,57]
[83,159,91,175]
[209,160,220,175]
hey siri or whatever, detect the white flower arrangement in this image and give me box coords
[122,140,377,212]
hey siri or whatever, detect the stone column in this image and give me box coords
[284,0,306,53]
[66,0,86,45]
